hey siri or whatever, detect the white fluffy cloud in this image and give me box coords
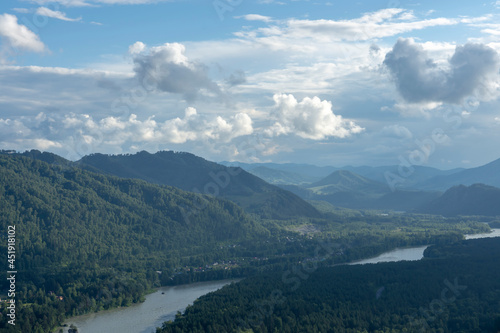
[384,38,500,104]
[0,14,45,59]
[62,108,253,145]
[0,108,254,158]
[128,41,146,55]
[132,42,222,101]
[158,108,253,143]
[264,93,364,140]
[35,7,82,21]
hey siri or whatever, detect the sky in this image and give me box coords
[0,0,500,169]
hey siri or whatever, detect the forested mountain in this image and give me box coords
[246,166,314,185]
[212,158,500,212]
[158,238,500,333]
[0,153,269,332]
[416,158,500,190]
[77,151,321,219]
[418,183,500,216]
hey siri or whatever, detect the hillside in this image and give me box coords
[418,183,500,216]
[77,151,320,219]
[0,153,269,332]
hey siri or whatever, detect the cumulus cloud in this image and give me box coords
[0,109,254,157]
[159,108,253,143]
[128,41,146,55]
[0,14,45,59]
[35,7,82,21]
[264,93,364,140]
[132,42,222,101]
[384,38,500,104]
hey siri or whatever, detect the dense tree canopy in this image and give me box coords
[159,238,500,333]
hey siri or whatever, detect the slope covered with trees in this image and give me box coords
[419,183,500,216]
[0,153,269,332]
[158,238,500,333]
[77,151,321,219]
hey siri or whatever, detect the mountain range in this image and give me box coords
[279,170,442,211]
[222,159,500,191]
[415,158,500,190]
[70,151,320,219]
[3,149,500,216]
[222,157,500,214]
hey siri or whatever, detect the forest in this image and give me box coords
[158,238,500,333]
[0,152,493,332]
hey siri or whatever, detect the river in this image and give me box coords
[61,229,500,333]
[348,228,500,265]
[348,245,430,265]
[465,228,500,240]
[59,280,238,333]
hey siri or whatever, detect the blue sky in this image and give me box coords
[1,0,500,169]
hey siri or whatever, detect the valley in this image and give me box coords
[1,150,499,332]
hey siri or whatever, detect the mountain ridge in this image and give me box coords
[77,150,321,219]
[416,158,500,190]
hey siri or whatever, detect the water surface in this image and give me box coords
[60,279,237,333]
[350,228,500,265]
